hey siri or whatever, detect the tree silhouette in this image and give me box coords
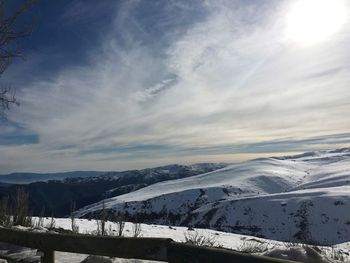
[0,0,35,116]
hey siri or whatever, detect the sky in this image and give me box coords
[1,0,350,173]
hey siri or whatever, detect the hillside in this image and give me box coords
[0,163,226,216]
[77,148,350,245]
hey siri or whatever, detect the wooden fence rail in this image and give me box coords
[0,227,298,263]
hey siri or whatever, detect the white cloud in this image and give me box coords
[1,0,350,173]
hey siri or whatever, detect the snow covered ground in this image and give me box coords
[2,148,350,262]
[1,217,350,263]
[76,148,350,245]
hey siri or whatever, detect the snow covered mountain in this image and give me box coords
[0,163,226,216]
[77,148,350,245]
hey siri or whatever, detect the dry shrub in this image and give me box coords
[238,240,269,254]
[184,230,218,247]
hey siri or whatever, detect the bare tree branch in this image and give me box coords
[0,0,36,116]
[0,85,19,114]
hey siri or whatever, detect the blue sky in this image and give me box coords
[1,0,350,173]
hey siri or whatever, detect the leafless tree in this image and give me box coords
[132,221,142,238]
[113,213,125,237]
[0,195,11,226]
[35,206,45,228]
[96,200,107,236]
[70,200,79,233]
[0,0,36,115]
[46,213,56,230]
[13,187,32,226]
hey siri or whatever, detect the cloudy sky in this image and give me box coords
[1,0,350,173]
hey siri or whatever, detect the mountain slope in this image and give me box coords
[77,148,350,245]
[0,163,226,216]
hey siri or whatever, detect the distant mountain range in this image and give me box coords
[0,163,226,216]
[76,148,350,246]
[2,149,349,245]
[0,171,105,184]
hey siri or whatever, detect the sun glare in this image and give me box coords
[285,0,348,46]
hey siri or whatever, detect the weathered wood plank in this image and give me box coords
[0,227,299,263]
[0,227,170,261]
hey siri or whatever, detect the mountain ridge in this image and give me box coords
[0,163,226,216]
[76,148,350,245]
[0,163,227,184]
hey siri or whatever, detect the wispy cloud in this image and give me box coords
[1,0,350,173]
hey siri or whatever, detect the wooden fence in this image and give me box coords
[0,227,298,263]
